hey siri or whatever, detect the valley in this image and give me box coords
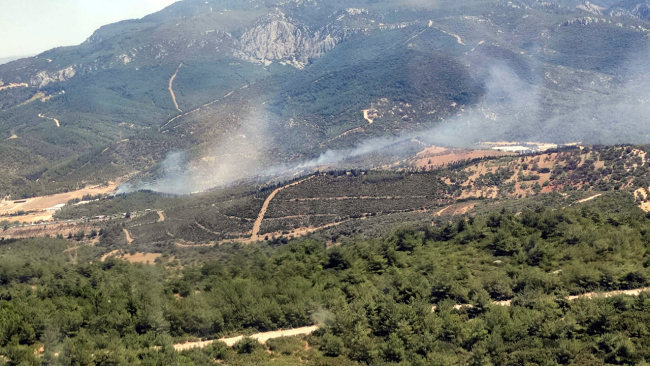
[2,0,650,364]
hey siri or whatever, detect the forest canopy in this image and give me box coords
[2,200,650,365]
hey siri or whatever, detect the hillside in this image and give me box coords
[3,168,650,365]
[2,0,650,197]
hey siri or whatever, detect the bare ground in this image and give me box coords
[123,228,134,244]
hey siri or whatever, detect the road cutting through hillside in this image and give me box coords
[157,211,165,222]
[38,113,60,127]
[250,176,315,241]
[575,194,602,204]
[169,62,183,113]
[160,82,256,132]
[174,325,319,351]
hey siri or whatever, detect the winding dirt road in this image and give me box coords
[157,211,165,222]
[250,176,315,241]
[174,325,319,351]
[38,113,60,127]
[169,63,183,113]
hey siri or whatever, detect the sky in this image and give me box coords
[0,0,179,59]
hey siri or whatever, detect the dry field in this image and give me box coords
[101,250,162,264]
[0,182,118,223]
[414,146,514,169]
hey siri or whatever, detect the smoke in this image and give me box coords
[398,0,438,9]
[118,108,273,195]
[311,307,335,326]
[120,41,650,195]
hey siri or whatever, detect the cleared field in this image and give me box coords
[0,182,118,223]
[413,146,514,169]
[101,250,162,264]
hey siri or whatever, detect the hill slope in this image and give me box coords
[1,0,650,197]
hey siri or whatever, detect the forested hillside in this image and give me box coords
[3,197,650,365]
[2,0,650,196]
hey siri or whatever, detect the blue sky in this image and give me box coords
[0,0,178,58]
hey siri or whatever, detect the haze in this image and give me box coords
[0,0,178,60]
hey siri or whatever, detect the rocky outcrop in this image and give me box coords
[235,12,345,68]
[576,1,604,15]
[30,66,76,88]
[609,2,650,22]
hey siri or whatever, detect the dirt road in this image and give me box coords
[250,176,314,241]
[157,211,165,222]
[575,194,602,204]
[169,63,183,113]
[174,325,319,351]
[123,228,133,244]
[38,113,60,127]
[432,287,650,312]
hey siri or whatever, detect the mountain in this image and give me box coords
[1,0,650,198]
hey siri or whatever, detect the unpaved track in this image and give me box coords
[157,211,165,222]
[174,325,319,351]
[251,176,314,241]
[169,63,183,113]
[435,206,451,217]
[38,113,60,127]
[432,287,650,312]
[575,194,602,204]
[123,228,133,244]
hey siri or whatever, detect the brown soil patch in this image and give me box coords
[101,250,162,264]
[123,228,134,244]
[640,202,650,213]
[157,211,165,222]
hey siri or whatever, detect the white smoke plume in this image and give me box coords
[120,43,650,195]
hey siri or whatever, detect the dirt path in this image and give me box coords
[174,325,319,351]
[575,194,602,204]
[169,63,183,113]
[123,228,133,244]
[0,82,28,92]
[38,113,60,127]
[251,176,315,241]
[428,22,466,45]
[432,287,650,312]
[157,211,165,222]
[435,206,451,217]
[160,82,254,132]
[195,223,220,235]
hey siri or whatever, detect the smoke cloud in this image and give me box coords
[397,0,438,10]
[121,42,650,195]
